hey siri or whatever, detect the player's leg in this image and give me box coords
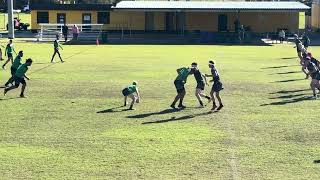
[0,49,3,61]
[2,57,11,69]
[4,79,20,95]
[128,94,136,110]
[51,50,57,62]
[216,91,224,110]
[195,88,204,107]
[210,90,217,110]
[57,50,64,62]
[178,89,186,109]
[310,81,316,98]
[124,96,127,106]
[20,81,27,98]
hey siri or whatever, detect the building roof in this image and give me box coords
[31,4,112,11]
[114,1,310,12]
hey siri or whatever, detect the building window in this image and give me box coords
[97,12,110,24]
[37,12,49,24]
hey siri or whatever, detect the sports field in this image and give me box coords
[0,42,319,179]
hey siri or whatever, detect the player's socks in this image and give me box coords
[217,104,224,111]
[199,101,204,107]
[170,104,176,109]
[205,96,211,100]
[129,105,134,110]
[211,103,217,111]
[4,88,8,96]
[20,93,25,98]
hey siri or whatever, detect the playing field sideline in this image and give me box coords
[0,42,319,179]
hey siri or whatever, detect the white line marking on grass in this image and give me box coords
[29,46,97,75]
[227,121,240,180]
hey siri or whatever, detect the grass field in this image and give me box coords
[0,42,320,179]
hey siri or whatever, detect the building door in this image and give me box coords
[218,14,228,32]
[145,12,154,31]
[82,13,92,31]
[176,12,185,33]
[57,13,66,29]
[165,12,175,32]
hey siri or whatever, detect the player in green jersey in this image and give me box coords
[51,35,64,63]
[2,40,17,69]
[4,51,23,87]
[4,58,32,98]
[170,66,193,109]
[122,81,141,110]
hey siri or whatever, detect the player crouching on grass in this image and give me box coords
[122,81,141,110]
[304,56,320,99]
[191,62,211,108]
[4,58,32,98]
[170,66,193,109]
[205,60,224,111]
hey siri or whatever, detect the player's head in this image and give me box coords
[191,62,198,72]
[9,39,12,43]
[18,51,23,57]
[307,52,312,58]
[25,58,33,66]
[56,34,60,39]
[132,81,138,86]
[208,60,215,68]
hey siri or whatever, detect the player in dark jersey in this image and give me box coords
[191,62,211,108]
[51,35,64,63]
[205,60,224,111]
[170,66,193,109]
[304,56,320,99]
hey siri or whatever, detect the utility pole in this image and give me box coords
[8,0,14,39]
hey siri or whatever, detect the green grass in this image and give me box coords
[0,42,320,179]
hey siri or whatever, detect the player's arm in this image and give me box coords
[24,75,30,80]
[205,73,213,77]
[4,46,7,56]
[13,47,17,55]
[202,73,209,85]
[59,44,63,50]
[176,68,182,74]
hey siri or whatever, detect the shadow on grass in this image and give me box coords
[281,57,297,60]
[271,71,301,75]
[268,93,306,99]
[0,97,20,101]
[127,108,180,119]
[261,96,312,106]
[261,65,298,69]
[314,160,320,164]
[272,78,305,83]
[142,111,216,124]
[97,106,132,113]
[269,89,309,94]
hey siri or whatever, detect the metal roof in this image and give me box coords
[114,1,310,11]
[31,4,112,11]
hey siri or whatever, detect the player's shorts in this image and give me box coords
[7,53,13,58]
[10,67,17,76]
[196,81,205,91]
[311,73,320,80]
[122,88,132,96]
[14,76,26,87]
[212,81,223,92]
[174,80,185,93]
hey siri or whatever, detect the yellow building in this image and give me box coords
[31,1,310,33]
